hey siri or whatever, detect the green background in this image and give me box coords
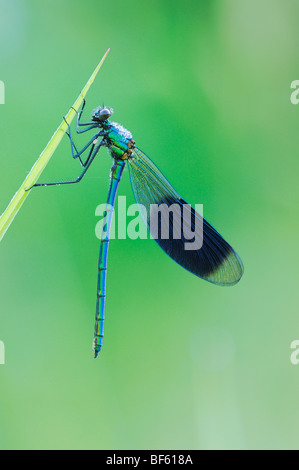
[0,0,298,450]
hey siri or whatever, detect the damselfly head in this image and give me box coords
[92,106,113,122]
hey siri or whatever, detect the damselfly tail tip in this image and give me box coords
[93,349,99,359]
[92,340,101,359]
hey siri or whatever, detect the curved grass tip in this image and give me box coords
[0,48,110,243]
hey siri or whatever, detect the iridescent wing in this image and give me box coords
[127,147,244,286]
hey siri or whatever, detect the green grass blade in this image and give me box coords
[0,48,110,243]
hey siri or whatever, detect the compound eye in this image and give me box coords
[99,108,111,120]
[92,106,114,122]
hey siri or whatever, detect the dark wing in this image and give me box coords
[127,147,244,286]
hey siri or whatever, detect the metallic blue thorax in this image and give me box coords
[105,121,135,160]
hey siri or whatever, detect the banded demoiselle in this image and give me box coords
[30,100,244,358]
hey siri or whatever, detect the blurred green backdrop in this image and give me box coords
[0,0,299,450]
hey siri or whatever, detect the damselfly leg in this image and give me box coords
[63,116,104,166]
[73,99,98,134]
[27,137,105,190]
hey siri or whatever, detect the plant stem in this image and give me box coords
[0,48,110,242]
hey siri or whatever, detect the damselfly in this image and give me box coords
[30,100,244,358]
